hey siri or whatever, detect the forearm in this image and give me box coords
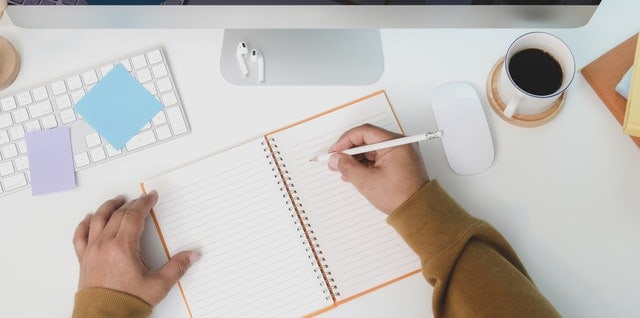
[72,287,152,318]
[388,180,559,317]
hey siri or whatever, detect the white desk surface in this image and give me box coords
[1,1,639,317]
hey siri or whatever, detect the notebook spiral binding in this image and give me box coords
[264,137,340,301]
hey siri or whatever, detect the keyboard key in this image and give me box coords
[1,97,17,111]
[125,130,156,151]
[156,78,172,93]
[24,120,40,132]
[13,109,29,123]
[143,82,157,95]
[9,126,24,140]
[17,140,27,154]
[136,69,152,83]
[89,147,106,162]
[28,100,53,118]
[66,75,83,90]
[161,92,178,106]
[55,95,72,110]
[119,60,132,72]
[0,161,13,176]
[131,54,147,69]
[85,132,101,148]
[152,64,168,78]
[51,80,67,95]
[32,86,48,102]
[156,125,172,141]
[0,130,9,145]
[16,92,33,107]
[2,172,28,192]
[101,64,114,76]
[0,113,12,129]
[152,111,167,125]
[60,109,77,124]
[74,152,90,168]
[166,106,188,135]
[82,70,98,85]
[14,156,29,171]
[70,90,86,105]
[1,144,18,159]
[147,49,163,64]
[41,115,58,129]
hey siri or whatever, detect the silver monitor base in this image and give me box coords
[220,29,384,86]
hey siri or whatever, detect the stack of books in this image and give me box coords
[581,33,640,148]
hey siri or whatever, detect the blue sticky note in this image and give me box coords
[74,64,163,149]
[25,127,76,195]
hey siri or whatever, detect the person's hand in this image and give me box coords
[328,124,429,214]
[72,191,200,306]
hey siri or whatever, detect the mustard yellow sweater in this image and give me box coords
[73,180,559,317]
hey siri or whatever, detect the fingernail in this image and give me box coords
[142,190,158,198]
[83,213,93,221]
[189,252,201,264]
[328,154,340,171]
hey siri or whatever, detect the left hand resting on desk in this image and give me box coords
[72,191,200,306]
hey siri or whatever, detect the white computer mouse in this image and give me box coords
[431,82,494,175]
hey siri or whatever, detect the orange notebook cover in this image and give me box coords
[141,91,420,317]
[581,33,640,148]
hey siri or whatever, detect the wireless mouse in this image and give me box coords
[431,82,494,175]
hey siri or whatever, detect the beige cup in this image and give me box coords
[0,36,20,91]
[498,32,575,118]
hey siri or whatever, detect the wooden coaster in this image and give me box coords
[486,58,565,128]
[0,36,20,91]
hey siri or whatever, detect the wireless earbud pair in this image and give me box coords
[236,42,264,83]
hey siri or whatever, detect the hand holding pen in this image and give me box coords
[320,124,435,214]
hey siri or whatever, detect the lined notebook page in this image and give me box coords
[143,139,331,317]
[267,92,420,301]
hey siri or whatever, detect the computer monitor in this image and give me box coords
[5,1,602,85]
[5,1,602,28]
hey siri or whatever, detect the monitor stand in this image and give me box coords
[220,29,384,86]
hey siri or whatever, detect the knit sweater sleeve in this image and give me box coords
[72,287,152,318]
[387,180,560,317]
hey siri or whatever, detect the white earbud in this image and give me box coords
[251,49,264,84]
[236,42,249,78]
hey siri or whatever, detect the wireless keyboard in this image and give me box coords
[0,48,190,197]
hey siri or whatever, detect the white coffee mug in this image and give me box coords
[499,32,575,118]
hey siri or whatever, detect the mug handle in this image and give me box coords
[503,92,523,118]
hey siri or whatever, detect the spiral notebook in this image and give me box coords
[141,91,421,317]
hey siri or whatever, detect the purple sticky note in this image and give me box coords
[25,127,76,195]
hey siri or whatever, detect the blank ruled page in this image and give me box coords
[143,139,331,317]
[267,92,420,302]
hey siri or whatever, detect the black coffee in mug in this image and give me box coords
[508,48,563,96]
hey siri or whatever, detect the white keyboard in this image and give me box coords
[0,48,190,197]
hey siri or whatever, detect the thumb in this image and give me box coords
[330,154,371,187]
[157,251,199,287]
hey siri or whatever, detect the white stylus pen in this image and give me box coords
[309,130,443,162]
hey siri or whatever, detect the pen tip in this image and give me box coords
[309,157,318,162]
